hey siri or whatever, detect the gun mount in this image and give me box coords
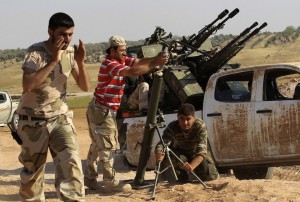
[126,8,267,110]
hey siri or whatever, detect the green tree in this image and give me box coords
[282,26,296,37]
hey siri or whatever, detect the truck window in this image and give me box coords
[294,83,300,99]
[0,93,6,103]
[264,69,300,101]
[215,71,254,102]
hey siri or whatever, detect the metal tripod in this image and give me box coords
[151,121,212,200]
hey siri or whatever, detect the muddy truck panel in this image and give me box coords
[204,64,300,167]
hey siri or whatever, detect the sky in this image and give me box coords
[1,0,300,49]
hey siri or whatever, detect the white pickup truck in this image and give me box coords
[121,63,300,180]
[0,91,19,131]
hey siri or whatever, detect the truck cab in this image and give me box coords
[0,91,19,131]
[120,63,300,180]
[204,63,300,179]
[206,64,300,165]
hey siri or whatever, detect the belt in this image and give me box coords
[19,114,47,121]
[92,99,117,116]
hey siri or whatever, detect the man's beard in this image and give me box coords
[61,44,68,50]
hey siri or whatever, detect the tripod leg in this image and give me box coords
[168,149,212,189]
[189,170,212,189]
[165,149,178,181]
[151,161,162,200]
[151,146,179,199]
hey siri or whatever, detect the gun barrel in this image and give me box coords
[241,22,259,35]
[222,22,258,51]
[187,9,238,52]
[228,8,239,18]
[191,9,229,42]
[215,8,239,29]
[207,9,229,28]
[218,9,229,19]
[238,22,268,45]
[193,21,262,85]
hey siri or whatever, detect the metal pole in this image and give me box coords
[134,71,163,185]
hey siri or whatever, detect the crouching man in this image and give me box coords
[155,103,219,183]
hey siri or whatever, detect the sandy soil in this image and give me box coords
[1,114,300,202]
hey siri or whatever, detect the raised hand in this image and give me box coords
[74,39,86,65]
[50,35,65,63]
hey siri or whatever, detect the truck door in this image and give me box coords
[254,66,300,164]
[0,92,11,125]
[203,71,255,165]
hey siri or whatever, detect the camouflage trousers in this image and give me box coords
[160,148,219,183]
[127,82,149,110]
[84,99,120,182]
[17,111,85,202]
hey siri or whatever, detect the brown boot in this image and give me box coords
[102,179,131,193]
[84,177,98,190]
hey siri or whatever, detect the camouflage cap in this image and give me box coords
[108,35,126,47]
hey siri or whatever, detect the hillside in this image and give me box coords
[229,33,300,66]
[2,31,300,95]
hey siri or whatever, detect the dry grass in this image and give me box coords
[230,37,300,67]
[2,38,300,95]
[0,62,99,95]
[0,61,23,94]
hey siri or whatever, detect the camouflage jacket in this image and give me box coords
[156,118,208,156]
[17,42,77,118]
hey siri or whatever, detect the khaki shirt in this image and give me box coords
[17,42,77,118]
[156,118,208,156]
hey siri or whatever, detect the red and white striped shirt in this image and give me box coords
[94,56,136,111]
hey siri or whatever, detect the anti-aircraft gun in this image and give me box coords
[130,9,267,110]
[179,8,238,56]
[123,9,268,188]
[185,22,268,90]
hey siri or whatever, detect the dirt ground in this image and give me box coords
[1,114,300,202]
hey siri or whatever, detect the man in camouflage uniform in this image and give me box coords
[155,103,219,183]
[17,12,90,201]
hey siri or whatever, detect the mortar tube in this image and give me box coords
[134,71,163,185]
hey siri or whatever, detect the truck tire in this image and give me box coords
[233,167,274,180]
[217,167,231,175]
[10,111,19,131]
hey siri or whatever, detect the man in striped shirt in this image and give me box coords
[84,35,169,192]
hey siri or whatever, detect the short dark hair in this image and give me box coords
[178,103,195,116]
[48,12,74,30]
